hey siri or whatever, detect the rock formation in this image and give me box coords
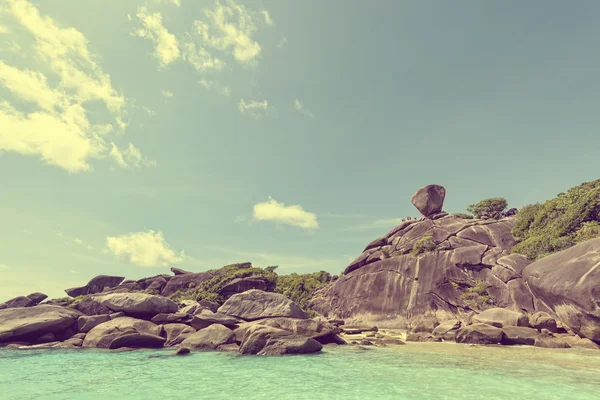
[65,275,125,297]
[410,184,446,217]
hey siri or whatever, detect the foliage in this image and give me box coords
[460,280,493,310]
[169,263,277,304]
[511,179,600,259]
[411,234,437,256]
[274,271,332,315]
[466,198,508,219]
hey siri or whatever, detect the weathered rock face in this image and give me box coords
[238,325,322,356]
[82,317,161,348]
[0,305,81,343]
[218,277,268,296]
[523,238,600,343]
[471,308,529,328]
[190,310,243,330]
[65,275,125,297]
[77,315,111,333]
[163,324,196,346]
[311,214,535,327]
[93,293,178,318]
[234,318,340,344]
[411,184,446,217]
[218,290,309,321]
[0,296,35,310]
[180,324,235,350]
[455,323,503,345]
[73,296,113,316]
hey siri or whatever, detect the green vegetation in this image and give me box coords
[411,234,437,256]
[460,280,493,310]
[511,179,600,260]
[467,198,508,219]
[274,271,332,313]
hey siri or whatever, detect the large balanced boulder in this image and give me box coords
[411,184,446,218]
[471,308,529,328]
[238,325,322,356]
[218,290,309,320]
[180,324,235,350]
[523,238,600,342]
[82,317,161,348]
[0,305,81,343]
[93,293,178,318]
[455,323,503,345]
[65,275,125,297]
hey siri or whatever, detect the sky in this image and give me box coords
[1,0,600,301]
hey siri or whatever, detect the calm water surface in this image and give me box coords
[1,343,600,400]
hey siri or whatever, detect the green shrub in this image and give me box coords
[511,179,600,259]
[460,280,493,310]
[274,271,332,314]
[467,198,508,219]
[411,234,437,256]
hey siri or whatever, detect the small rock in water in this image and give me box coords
[174,347,191,356]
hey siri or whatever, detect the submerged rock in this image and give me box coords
[109,333,166,349]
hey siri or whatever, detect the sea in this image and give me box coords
[1,342,600,400]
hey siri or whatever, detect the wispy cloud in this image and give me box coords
[109,143,157,169]
[73,238,94,250]
[0,0,145,173]
[253,197,318,230]
[133,7,180,67]
[239,99,270,119]
[161,89,174,97]
[277,36,287,49]
[293,99,315,118]
[260,10,274,26]
[106,229,185,267]
[199,79,231,96]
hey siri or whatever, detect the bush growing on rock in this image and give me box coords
[511,179,600,260]
[466,198,508,219]
[274,271,332,313]
[411,234,437,256]
[460,280,494,310]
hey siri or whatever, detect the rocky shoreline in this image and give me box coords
[2,184,600,355]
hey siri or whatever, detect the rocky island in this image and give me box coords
[2,182,600,354]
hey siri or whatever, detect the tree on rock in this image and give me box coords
[467,198,508,219]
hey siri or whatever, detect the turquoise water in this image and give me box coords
[2,343,600,400]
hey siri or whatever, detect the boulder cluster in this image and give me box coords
[0,274,344,355]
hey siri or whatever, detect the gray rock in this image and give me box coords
[173,347,191,355]
[26,292,48,304]
[406,332,441,342]
[409,319,439,334]
[534,337,570,349]
[65,275,125,297]
[218,290,309,320]
[93,293,178,318]
[163,323,196,346]
[218,277,268,296]
[471,308,529,328]
[234,318,339,343]
[109,333,166,349]
[190,310,243,330]
[151,313,191,324]
[161,271,216,297]
[0,296,35,310]
[0,305,81,343]
[523,238,600,342]
[77,315,111,333]
[180,324,235,350]
[411,184,446,217]
[171,267,192,275]
[73,296,112,316]
[238,325,322,356]
[432,320,462,338]
[500,326,540,346]
[82,317,161,348]
[455,323,503,345]
[529,312,558,333]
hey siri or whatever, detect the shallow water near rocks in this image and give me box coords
[1,343,600,400]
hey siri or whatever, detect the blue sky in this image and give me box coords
[1,0,600,300]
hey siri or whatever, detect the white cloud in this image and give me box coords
[199,79,231,96]
[239,99,269,119]
[181,41,226,72]
[293,99,315,118]
[191,0,264,65]
[261,10,273,26]
[276,36,287,49]
[133,7,180,67]
[161,89,174,97]
[109,142,157,168]
[106,229,185,267]
[253,197,318,229]
[74,238,94,250]
[169,0,181,7]
[0,0,149,173]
